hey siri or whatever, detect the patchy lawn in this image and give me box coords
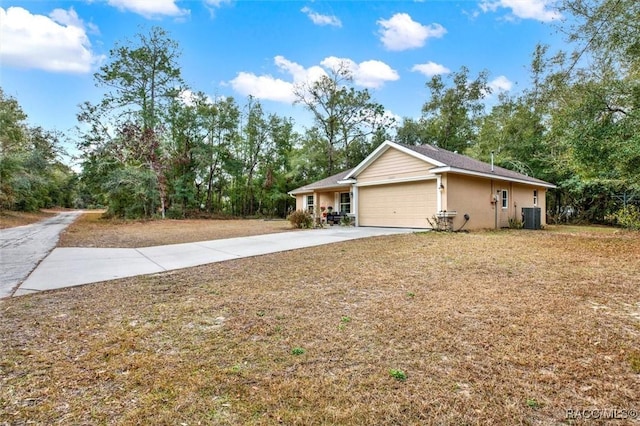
[58,211,297,248]
[0,210,56,229]
[1,228,639,425]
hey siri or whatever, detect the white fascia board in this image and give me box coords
[389,142,447,167]
[355,174,437,187]
[431,167,557,188]
[337,179,356,184]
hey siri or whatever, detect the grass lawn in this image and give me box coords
[58,211,298,248]
[1,225,639,424]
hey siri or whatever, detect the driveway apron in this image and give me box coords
[0,211,82,298]
[10,226,416,297]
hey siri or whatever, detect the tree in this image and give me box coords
[0,89,76,211]
[419,67,491,153]
[560,0,639,76]
[294,61,394,175]
[94,26,183,130]
[79,26,184,218]
[194,95,240,213]
[543,0,640,221]
[0,88,27,209]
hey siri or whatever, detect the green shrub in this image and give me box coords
[166,205,185,219]
[508,217,523,229]
[606,205,640,230]
[287,210,313,229]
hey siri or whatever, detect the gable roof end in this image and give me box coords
[344,140,445,180]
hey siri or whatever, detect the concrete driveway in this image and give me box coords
[9,224,417,297]
[0,211,82,298]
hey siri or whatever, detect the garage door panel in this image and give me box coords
[358,181,436,228]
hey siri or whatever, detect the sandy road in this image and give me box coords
[0,211,82,298]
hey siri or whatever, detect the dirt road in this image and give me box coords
[0,211,82,298]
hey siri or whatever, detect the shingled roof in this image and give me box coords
[400,143,554,187]
[289,141,555,195]
[288,168,353,195]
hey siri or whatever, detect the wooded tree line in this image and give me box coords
[74,26,394,219]
[1,0,637,224]
[0,88,77,211]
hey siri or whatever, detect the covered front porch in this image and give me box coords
[298,187,354,226]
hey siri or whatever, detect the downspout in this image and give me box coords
[491,152,497,230]
[494,193,498,230]
[436,175,443,213]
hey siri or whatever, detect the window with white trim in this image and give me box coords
[533,190,538,206]
[501,189,508,209]
[339,192,351,213]
[306,195,314,213]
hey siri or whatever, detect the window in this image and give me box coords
[340,192,351,213]
[306,195,314,213]
[533,190,538,206]
[501,189,508,209]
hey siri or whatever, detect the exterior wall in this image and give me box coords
[444,173,548,230]
[444,174,496,230]
[511,184,547,227]
[357,148,434,184]
[294,189,353,216]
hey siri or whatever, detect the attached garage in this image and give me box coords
[288,141,556,231]
[358,180,437,228]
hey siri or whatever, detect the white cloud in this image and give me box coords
[301,7,342,27]
[377,13,446,51]
[230,56,398,103]
[411,61,451,77]
[204,0,232,6]
[320,57,399,89]
[107,0,189,18]
[179,89,214,107]
[0,7,103,74]
[489,75,513,92]
[230,72,297,103]
[203,0,232,17]
[480,0,561,22]
[354,60,400,88]
[275,55,326,83]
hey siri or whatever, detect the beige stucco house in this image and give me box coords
[288,141,556,230]
[289,141,555,230]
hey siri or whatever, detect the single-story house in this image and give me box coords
[288,140,556,230]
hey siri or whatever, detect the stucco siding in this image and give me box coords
[357,148,434,183]
[358,181,436,228]
[511,184,547,227]
[445,174,496,229]
[445,174,548,229]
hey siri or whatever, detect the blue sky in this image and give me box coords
[1,0,566,160]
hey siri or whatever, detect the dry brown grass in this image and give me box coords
[58,211,298,248]
[0,210,56,229]
[1,227,639,425]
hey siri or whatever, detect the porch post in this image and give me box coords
[352,184,359,227]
